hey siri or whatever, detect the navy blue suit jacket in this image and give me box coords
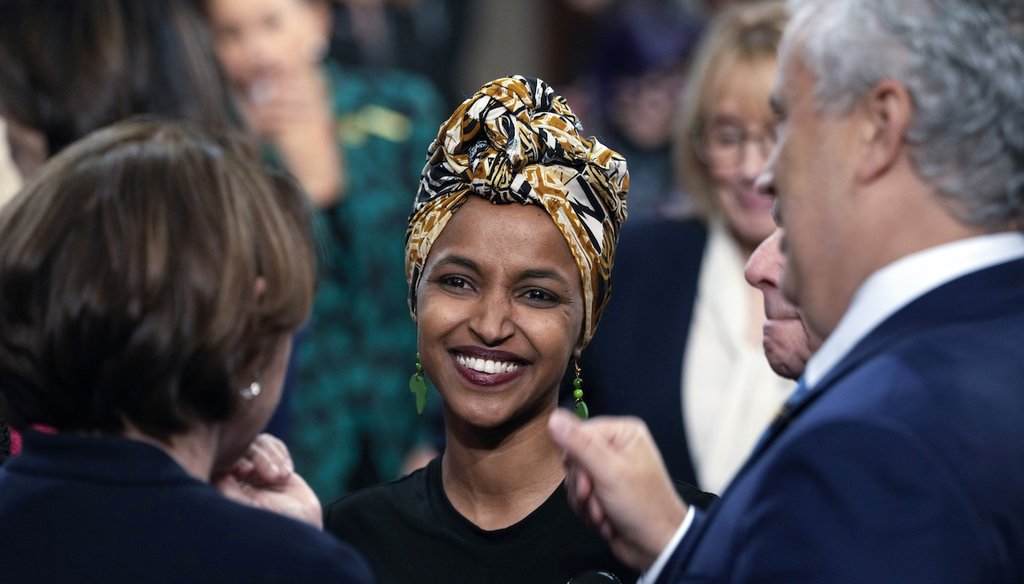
[656,258,1024,582]
[583,217,707,487]
[0,432,375,583]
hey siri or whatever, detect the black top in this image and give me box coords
[325,456,638,584]
[0,431,374,583]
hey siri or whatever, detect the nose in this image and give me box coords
[234,34,280,84]
[754,166,774,196]
[740,139,768,180]
[755,168,781,227]
[468,290,515,346]
[745,227,784,289]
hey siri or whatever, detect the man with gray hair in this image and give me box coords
[548,0,1024,581]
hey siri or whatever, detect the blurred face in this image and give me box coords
[702,59,778,252]
[766,43,860,336]
[610,67,687,150]
[206,0,326,92]
[744,226,824,380]
[416,197,585,431]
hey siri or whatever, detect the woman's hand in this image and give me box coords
[214,433,324,529]
[243,71,344,207]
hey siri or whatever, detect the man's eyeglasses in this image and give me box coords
[693,123,776,169]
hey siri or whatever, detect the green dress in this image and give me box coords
[289,61,443,500]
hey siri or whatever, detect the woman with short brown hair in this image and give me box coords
[0,120,371,583]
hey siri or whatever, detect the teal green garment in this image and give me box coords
[288,61,444,501]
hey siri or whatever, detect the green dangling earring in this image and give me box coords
[409,352,428,415]
[572,361,589,420]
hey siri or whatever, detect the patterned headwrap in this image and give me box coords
[405,75,629,346]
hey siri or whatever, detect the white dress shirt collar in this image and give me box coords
[805,232,1024,388]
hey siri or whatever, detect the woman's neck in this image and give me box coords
[441,409,567,531]
[122,423,219,482]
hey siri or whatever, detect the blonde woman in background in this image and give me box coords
[582,0,792,494]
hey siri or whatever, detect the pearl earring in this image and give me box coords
[240,381,262,400]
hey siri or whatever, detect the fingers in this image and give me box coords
[549,410,650,480]
[548,409,609,473]
[550,410,687,571]
[213,474,250,506]
[234,433,293,485]
[564,462,594,522]
[586,487,606,528]
[258,434,292,469]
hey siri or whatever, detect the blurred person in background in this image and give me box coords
[330,0,474,108]
[201,0,446,499]
[585,1,703,218]
[0,0,241,179]
[581,1,791,493]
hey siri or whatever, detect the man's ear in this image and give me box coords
[857,79,913,183]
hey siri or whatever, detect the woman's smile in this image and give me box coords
[449,346,528,387]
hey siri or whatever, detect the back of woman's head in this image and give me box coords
[0,119,315,438]
[0,0,240,158]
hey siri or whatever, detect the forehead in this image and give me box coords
[208,0,301,21]
[428,197,580,280]
[707,57,777,123]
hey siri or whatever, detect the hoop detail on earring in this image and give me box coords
[240,381,262,400]
[573,361,589,420]
[409,352,427,414]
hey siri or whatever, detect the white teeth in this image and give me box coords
[455,354,520,374]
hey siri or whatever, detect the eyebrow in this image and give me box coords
[518,269,574,289]
[707,113,746,125]
[430,255,575,288]
[430,254,479,273]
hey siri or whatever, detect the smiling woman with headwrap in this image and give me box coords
[323,75,638,584]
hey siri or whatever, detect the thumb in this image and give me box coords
[548,409,614,474]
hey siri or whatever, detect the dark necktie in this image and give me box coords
[754,376,811,450]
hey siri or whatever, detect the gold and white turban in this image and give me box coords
[405,75,629,346]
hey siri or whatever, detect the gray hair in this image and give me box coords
[786,0,1024,230]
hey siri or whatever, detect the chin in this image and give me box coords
[765,355,804,381]
[763,335,808,381]
[449,396,551,435]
